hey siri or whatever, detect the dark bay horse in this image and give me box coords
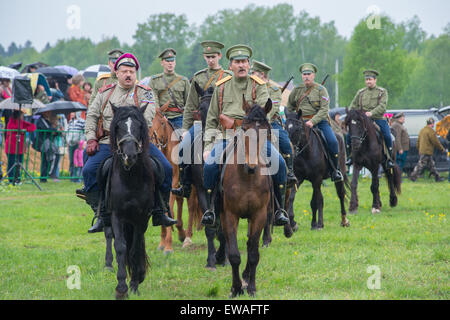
[285,110,350,230]
[149,103,187,253]
[344,109,401,214]
[108,104,155,299]
[221,98,273,297]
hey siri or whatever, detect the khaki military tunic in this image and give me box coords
[417,126,445,156]
[391,120,410,152]
[287,82,330,125]
[85,83,156,144]
[266,80,282,121]
[204,75,269,152]
[149,72,190,120]
[349,86,388,120]
[89,72,118,106]
[182,67,232,130]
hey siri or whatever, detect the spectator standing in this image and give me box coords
[73,140,86,183]
[48,79,65,102]
[5,110,37,184]
[390,112,410,173]
[82,82,92,106]
[0,79,12,101]
[409,117,446,182]
[36,111,57,182]
[67,112,86,181]
[68,74,87,119]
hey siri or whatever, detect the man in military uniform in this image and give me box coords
[89,49,124,106]
[251,60,297,187]
[149,48,190,128]
[409,117,446,182]
[347,69,394,168]
[82,53,176,233]
[202,44,289,227]
[287,63,344,182]
[172,41,232,198]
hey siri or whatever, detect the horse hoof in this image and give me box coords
[241,279,248,289]
[182,237,193,248]
[349,210,358,215]
[341,221,350,227]
[229,288,244,298]
[164,249,174,256]
[283,227,293,238]
[371,208,381,214]
[157,245,165,251]
[115,290,128,300]
[292,222,299,232]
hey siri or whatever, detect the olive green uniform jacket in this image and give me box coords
[149,72,190,120]
[417,126,445,156]
[204,75,269,153]
[286,82,330,125]
[85,83,156,145]
[349,86,388,120]
[183,67,232,130]
[266,80,282,121]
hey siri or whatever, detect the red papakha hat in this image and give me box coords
[114,53,140,71]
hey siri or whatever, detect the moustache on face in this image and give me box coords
[125,77,132,81]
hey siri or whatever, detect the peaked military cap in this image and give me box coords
[393,112,404,119]
[201,41,224,55]
[299,63,318,74]
[426,117,435,125]
[108,49,125,60]
[226,44,253,60]
[363,69,379,78]
[252,60,272,75]
[159,48,177,61]
[114,53,140,71]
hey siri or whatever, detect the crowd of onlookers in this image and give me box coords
[0,73,88,184]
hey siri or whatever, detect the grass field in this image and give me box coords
[0,174,448,300]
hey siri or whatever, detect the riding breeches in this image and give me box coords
[315,120,339,155]
[374,119,393,149]
[178,122,202,166]
[203,139,287,191]
[82,143,173,192]
[271,121,293,156]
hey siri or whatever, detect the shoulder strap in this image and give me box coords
[215,75,232,87]
[218,83,225,114]
[203,69,223,91]
[160,75,183,106]
[296,84,317,111]
[252,79,256,102]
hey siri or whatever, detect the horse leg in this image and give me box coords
[129,230,147,296]
[175,196,186,243]
[349,165,361,214]
[222,212,243,298]
[205,225,217,270]
[104,226,114,271]
[243,212,265,297]
[370,169,381,214]
[158,226,166,251]
[335,181,350,227]
[164,223,174,255]
[385,166,399,207]
[111,213,128,300]
[288,184,299,231]
[216,226,228,266]
[311,182,324,229]
[182,191,196,248]
[262,210,272,246]
[283,186,294,238]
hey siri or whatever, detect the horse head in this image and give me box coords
[345,108,369,151]
[285,109,307,150]
[194,81,214,129]
[110,103,149,171]
[240,97,272,173]
[150,101,170,149]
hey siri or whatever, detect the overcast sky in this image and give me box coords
[1,0,449,51]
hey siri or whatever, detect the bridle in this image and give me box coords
[348,114,368,148]
[287,117,310,157]
[151,109,168,150]
[115,124,143,171]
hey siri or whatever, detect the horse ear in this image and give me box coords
[264,99,272,115]
[296,109,303,120]
[110,102,118,114]
[242,94,251,113]
[194,81,204,97]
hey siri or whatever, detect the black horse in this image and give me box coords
[344,108,401,214]
[285,110,350,230]
[191,82,228,270]
[107,104,155,299]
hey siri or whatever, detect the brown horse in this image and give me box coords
[344,108,402,214]
[221,98,273,297]
[149,103,190,254]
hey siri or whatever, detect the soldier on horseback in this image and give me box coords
[80,53,177,233]
[287,63,344,182]
[201,44,290,227]
[347,69,395,169]
[172,40,232,199]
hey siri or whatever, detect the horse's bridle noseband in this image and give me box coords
[349,117,368,147]
[286,117,310,156]
[116,133,143,170]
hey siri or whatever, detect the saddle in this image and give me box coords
[310,128,338,173]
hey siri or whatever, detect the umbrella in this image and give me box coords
[8,62,22,70]
[0,98,45,110]
[81,64,110,78]
[35,66,72,79]
[34,101,87,115]
[22,73,52,96]
[0,66,20,79]
[54,65,79,77]
[21,62,49,73]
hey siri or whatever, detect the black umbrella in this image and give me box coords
[21,62,49,73]
[35,66,72,78]
[8,62,22,70]
[34,101,87,115]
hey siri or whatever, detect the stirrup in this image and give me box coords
[331,170,344,182]
[274,208,289,226]
[201,210,216,226]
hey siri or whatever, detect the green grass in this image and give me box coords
[0,174,449,300]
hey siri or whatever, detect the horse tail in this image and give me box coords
[124,223,149,283]
[391,165,402,195]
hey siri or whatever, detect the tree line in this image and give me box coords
[1,4,448,108]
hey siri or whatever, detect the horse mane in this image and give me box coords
[109,106,150,154]
[346,109,376,133]
[245,105,270,125]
